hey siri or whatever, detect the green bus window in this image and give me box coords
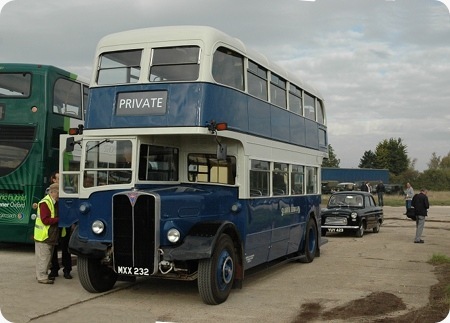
[0,72,31,97]
[53,78,83,119]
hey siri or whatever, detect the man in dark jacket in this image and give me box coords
[411,189,429,243]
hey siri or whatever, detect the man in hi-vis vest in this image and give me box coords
[34,183,65,284]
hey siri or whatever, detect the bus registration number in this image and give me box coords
[117,266,150,276]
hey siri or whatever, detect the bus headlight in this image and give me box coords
[92,220,105,234]
[351,212,358,219]
[167,228,180,243]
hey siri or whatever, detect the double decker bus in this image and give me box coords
[60,26,328,304]
[0,63,88,243]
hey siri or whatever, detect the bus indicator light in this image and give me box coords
[31,106,38,113]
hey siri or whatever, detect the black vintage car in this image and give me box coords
[321,191,383,237]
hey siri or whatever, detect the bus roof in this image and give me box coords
[0,63,89,84]
[95,26,322,98]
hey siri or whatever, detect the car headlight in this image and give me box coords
[167,228,181,243]
[351,212,358,218]
[92,220,105,234]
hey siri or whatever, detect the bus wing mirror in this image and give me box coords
[217,143,227,160]
[66,137,75,152]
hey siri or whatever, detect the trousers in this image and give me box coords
[415,215,426,242]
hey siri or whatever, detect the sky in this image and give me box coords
[0,0,449,172]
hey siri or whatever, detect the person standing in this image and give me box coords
[411,189,429,243]
[404,182,414,214]
[48,172,73,280]
[376,180,385,206]
[360,181,369,192]
[34,183,65,284]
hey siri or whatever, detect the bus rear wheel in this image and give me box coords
[198,234,236,305]
[299,218,317,263]
[78,256,118,293]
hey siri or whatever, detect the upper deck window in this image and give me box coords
[212,47,244,91]
[270,73,287,108]
[0,73,31,97]
[317,99,325,124]
[247,60,268,100]
[304,92,316,121]
[288,85,302,115]
[150,46,200,82]
[97,50,142,85]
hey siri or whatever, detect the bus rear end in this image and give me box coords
[0,63,87,243]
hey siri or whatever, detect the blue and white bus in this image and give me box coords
[59,26,328,304]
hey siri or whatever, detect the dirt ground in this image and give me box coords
[294,262,450,322]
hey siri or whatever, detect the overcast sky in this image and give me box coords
[1,0,449,171]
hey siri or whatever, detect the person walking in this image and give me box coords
[404,182,414,214]
[376,180,385,206]
[34,183,65,284]
[411,189,429,243]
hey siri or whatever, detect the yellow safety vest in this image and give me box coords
[34,195,66,242]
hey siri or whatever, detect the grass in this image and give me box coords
[428,254,450,309]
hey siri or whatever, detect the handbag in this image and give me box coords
[406,207,416,221]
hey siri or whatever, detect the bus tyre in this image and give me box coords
[299,218,317,263]
[198,234,236,305]
[78,256,118,293]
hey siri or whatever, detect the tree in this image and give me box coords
[427,152,441,170]
[374,138,409,175]
[322,144,340,167]
[359,150,377,168]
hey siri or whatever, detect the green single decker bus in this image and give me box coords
[0,63,88,243]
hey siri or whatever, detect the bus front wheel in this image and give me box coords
[78,256,118,293]
[198,234,236,305]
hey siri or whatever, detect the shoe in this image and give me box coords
[48,271,59,279]
[38,279,54,284]
[64,273,73,279]
[414,240,424,243]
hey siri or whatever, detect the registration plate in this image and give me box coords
[116,266,150,276]
[327,228,344,233]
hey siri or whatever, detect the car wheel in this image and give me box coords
[356,222,365,238]
[373,221,381,233]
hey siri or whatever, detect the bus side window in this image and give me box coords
[212,47,244,91]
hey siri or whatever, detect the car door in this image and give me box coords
[364,195,378,229]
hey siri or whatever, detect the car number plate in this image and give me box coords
[327,228,344,233]
[116,266,150,276]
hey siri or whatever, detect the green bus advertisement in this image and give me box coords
[0,63,88,243]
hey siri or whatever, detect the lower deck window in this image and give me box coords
[188,154,236,185]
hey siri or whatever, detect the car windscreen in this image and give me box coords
[328,194,363,207]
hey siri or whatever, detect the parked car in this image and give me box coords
[384,184,403,195]
[321,191,383,237]
[335,182,357,191]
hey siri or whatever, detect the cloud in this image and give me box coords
[0,0,449,171]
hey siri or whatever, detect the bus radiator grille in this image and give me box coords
[112,194,156,273]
